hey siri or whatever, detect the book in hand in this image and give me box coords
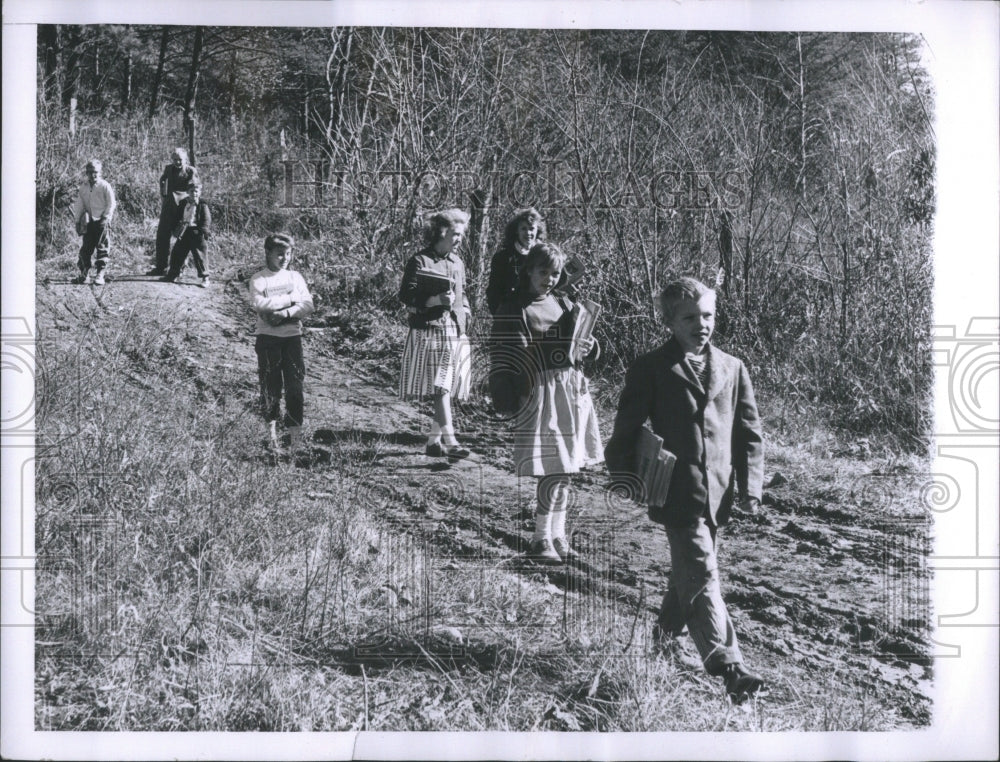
[635,426,676,507]
[414,268,454,296]
[570,298,601,362]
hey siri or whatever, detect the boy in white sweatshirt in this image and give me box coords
[248,234,315,451]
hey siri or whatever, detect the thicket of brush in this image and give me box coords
[37,26,935,449]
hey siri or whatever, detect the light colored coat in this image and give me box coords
[605,338,764,527]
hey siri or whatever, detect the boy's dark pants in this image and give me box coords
[658,514,743,673]
[78,220,110,272]
[166,231,209,278]
[255,334,305,427]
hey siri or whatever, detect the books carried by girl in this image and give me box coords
[570,298,601,363]
[413,268,455,296]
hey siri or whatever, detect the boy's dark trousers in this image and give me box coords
[658,513,744,674]
[78,219,111,273]
[166,230,209,279]
[255,334,305,427]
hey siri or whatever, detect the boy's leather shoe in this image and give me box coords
[92,270,106,286]
[528,538,562,565]
[722,663,766,703]
[551,536,578,562]
[425,442,447,457]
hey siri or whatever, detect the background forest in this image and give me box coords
[32,24,942,733]
[36,25,935,449]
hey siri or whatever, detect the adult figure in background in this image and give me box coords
[485,207,545,315]
[148,147,198,276]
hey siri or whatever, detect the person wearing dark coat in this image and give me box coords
[149,147,198,275]
[485,207,545,315]
[604,277,766,704]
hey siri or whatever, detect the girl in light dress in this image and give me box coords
[490,242,602,563]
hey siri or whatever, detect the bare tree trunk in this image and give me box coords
[63,26,80,112]
[228,50,238,135]
[466,186,492,311]
[183,27,204,164]
[39,25,60,104]
[122,47,133,110]
[148,27,168,118]
[796,33,808,202]
[718,209,733,297]
[326,28,354,146]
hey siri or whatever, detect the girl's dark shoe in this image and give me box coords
[551,536,578,562]
[722,663,766,703]
[528,538,562,565]
[425,441,447,457]
[426,442,470,461]
[444,444,470,461]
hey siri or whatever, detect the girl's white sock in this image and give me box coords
[426,421,442,445]
[551,509,567,540]
[441,425,458,447]
[532,510,552,543]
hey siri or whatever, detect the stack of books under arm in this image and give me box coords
[570,298,601,362]
[414,268,454,296]
[635,426,676,506]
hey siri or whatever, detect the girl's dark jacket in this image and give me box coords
[398,247,470,334]
[489,292,595,415]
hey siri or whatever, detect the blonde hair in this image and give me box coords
[423,208,470,246]
[658,277,714,321]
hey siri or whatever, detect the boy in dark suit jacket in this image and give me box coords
[605,277,766,703]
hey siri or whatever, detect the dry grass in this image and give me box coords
[34,223,924,733]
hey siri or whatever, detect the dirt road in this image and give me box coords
[35,274,933,726]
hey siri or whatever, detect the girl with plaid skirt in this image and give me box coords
[398,209,473,460]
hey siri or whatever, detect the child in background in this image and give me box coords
[149,147,198,276]
[604,276,766,703]
[485,207,545,315]
[490,242,602,563]
[398,209,473,461]
[249,234,315,452]
[71,159,117,286]
[163,182,212,287]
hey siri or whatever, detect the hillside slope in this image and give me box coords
[33,273,932,731]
